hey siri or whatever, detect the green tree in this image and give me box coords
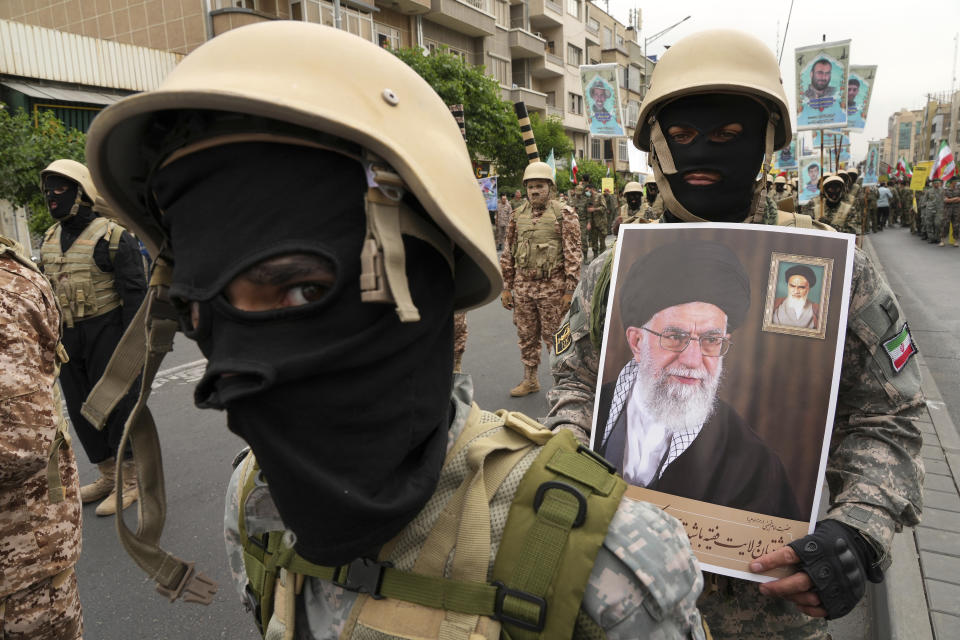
[391,48,524,184]
[500,112,575,195]
[0,105,86,234]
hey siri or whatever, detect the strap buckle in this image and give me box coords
[492,581,547,632]
[333,558,392,600]
[155,562,218,605]
[534,481,587,528]
[577,444,617,475]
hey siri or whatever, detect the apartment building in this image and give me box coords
[886,109,923,166]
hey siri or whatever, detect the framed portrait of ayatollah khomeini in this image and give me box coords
[591,223,855,582]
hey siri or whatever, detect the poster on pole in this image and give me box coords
[812,131,851,167]
[775,135,799,170]
[846,65,877,132]
[864,141,881,186]
[795,40,851,131]
[799,157,822,204]
[580,63,626,137]
[910,162,933,191]
[478,176,498,211]
[800,132,816,158]
[592,223,854,582]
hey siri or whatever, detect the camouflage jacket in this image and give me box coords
[943,185,960,215]
[0,243,81,598]
[583,192,607,226]
[642,194,665,221]
[543,222,924,567]
[224,374,706,640]
[921,187,944,215]
[500,199,582,294]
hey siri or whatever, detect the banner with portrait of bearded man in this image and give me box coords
[593,223,854,581]
[795,40,851,131]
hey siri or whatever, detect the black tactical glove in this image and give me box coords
[787,519,883,619]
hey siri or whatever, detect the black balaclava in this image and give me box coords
[656,94,767,222]
[154,141,454,566]
[824,181,844,204]
[645,183,658,204]
[45,174,97,250]
[625,192,643,210]
[775,183,785,194]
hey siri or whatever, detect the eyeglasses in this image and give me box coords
[642,327,731,357]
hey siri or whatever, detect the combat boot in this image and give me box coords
[510,365,540,397]
[95,458,139,517]
[80,457,115,504]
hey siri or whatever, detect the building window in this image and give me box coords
[302,0,374,42]
[374,23,401,49]
[567,43,581,67]
[626,99,639,125]
[566,0,579,19]
[489,56,510,86]
[591,138,601,159]
[569,92,583,115]
[587,17,599,32]
[618,139,628,161]
[602,26,612,49]
[615,34,624,49]
[216,0,256,8]
[545,91,556,106]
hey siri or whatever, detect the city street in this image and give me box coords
[70,228,958,638]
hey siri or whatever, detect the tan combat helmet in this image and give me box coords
[774,175,786,185]
[643,174,658,186]
[622,181,643,194]
[522,160,555,185]
[40,159,100,219]
[633,29,792,222]
[86,21,500,316]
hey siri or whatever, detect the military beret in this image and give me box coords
[619,240,751,331]
[784,264,816,288]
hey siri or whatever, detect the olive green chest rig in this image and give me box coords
[40,217,124,327]
[237,407,626,640]
[512,201,564,278]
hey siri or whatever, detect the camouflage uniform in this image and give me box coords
[586,190,607,258]
[501,199,581,367]
[224,374,708,639]
[544,223,924,638]
[865,186,878,233]
[572,185,589,260]
[643,193,665,221]
[939,182,960,244]
[452,312,467,372]
[899,184,916,232]
[495,199,512,249]
[921,185,944,241]
[0,239,83,640]
[603,191,618,234]
[802,198,859,234]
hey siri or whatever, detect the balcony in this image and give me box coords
[528,0,562,30]
[390,0,432,14]
[428,0,496,36]
[530,51,563,78]
[509,86,547,112]
[509,28,546,58]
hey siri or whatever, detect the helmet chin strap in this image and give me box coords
[648,111,778,224]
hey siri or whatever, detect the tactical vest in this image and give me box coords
[512,201,564,279]
[40,217,123,327]
[237,408,626,640]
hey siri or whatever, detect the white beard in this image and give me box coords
[786,295,807,316]
[632,339,723,434]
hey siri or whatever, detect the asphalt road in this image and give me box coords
[70,228,955,639]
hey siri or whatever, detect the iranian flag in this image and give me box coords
[897,158,912,179]
[570,153,579,184]
[933,140,956,182]
[883,323,917,372]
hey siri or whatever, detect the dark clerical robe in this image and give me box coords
[597,382,804,521]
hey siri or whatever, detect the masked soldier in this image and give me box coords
[585,184,606,259]
[0,235,83,640]
[84,22,707,639]
[501,161,581,397]
[804,175,858,234]
[544,29,923,639]
[641,174,664,220]
[38,160,146,517]
[612,181,655,234]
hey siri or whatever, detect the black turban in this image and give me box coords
[619,240,751,331]
[784,264,816,288]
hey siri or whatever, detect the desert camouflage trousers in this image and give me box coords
[453,312,468,361]
[513,276,567,367]
[940,209,959,243]
[698,575,827,639]
[1,568,82,640]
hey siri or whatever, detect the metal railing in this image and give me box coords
[545,0,562,14]
[545,52,563,66]
[460,0,489,12]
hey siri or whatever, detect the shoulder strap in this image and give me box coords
[240,414,623,639]
[108,224,124,264]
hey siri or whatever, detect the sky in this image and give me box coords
[604,0,960,162]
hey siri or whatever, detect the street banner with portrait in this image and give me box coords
[580,63,626,138]
[812,130,851,167]
[478,176,497,211]
[798,157,822,204]
[775,135,799,170]
[799,132,816,158]
[864,141,881,185]
[846,65,877,132]
[591,223,854,582]
[795,40,851,131]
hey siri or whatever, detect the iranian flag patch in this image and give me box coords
[883,323,917,373]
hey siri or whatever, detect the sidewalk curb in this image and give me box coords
[862,237,938,640]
